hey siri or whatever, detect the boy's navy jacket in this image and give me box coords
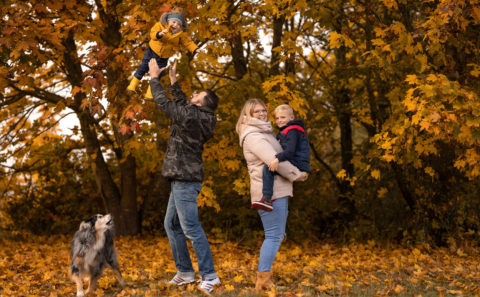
[276,120,311,173]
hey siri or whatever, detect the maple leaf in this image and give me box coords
[405,75,419,85]
[119,124,131,135]
[124,110,135,120]
[336,169,347,179]
[370,169,381,180]
[130,121,141,132]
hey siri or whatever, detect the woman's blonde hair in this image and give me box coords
[235,98,267,134]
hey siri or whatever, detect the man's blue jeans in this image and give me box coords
[164,180,217,279]
[257,196,289,272]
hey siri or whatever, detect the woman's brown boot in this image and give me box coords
[255,271,274,292]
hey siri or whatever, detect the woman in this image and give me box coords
[236,98,307,292]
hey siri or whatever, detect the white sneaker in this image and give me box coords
[198,276,221,294]
[167,273,195,286]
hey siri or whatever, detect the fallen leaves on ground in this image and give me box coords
[0,236,479,296]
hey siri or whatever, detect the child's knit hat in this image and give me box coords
[167,14,184,25]
[160,7,188,31]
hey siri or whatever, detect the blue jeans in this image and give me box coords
[164,180,217,279]
[257,196,289,272]
[262,164,276,200]
[134,46,168,79]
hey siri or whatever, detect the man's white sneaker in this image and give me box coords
[198,276,221,294]
[167,273,195,286]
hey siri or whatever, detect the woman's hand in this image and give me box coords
[268,158,279,172]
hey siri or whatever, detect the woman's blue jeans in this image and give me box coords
[257,196,289,272]
[164,180,217,279]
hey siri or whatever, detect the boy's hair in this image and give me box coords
[274,104,294,117]
[203,89,219,111]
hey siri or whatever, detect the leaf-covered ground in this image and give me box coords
[0,236,479,296]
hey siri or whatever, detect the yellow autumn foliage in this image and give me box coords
[0,236,479,296]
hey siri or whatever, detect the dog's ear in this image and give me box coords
[79,221,91,230]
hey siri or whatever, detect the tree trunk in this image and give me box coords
[77,112,129,234]
[61,29,132,234]
[97,0,140,235]
[269,15,285,76]
[363,10,379,137]
[230,32,247,80]
[332,26,356,218]
[226,1,247,80]
[364,4,414,211]
[336,85,356,218]
[140,117,171,232]
[119,154,139,235]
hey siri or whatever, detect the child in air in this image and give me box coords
[252,104,311,211]
[127,7,205,98]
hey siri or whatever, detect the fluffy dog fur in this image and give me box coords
[70,214,124,296]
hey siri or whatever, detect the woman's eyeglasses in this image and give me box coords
[253,109,267,114]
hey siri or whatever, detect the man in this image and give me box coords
[148,58,220,294]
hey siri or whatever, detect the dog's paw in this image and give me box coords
[76,292,85,297]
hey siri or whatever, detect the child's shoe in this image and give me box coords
[198,276,221,295]
[145,85,153,98]
[127,77,140,92]
[251,196,273,212]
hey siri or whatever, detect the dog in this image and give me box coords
[70,214,125,296]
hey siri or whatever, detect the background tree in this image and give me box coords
[1,0,480,244]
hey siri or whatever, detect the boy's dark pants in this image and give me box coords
[262,165,277,201]
[134,46,168,79]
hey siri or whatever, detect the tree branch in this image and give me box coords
[309,142,342,192]
[196,69,237,81]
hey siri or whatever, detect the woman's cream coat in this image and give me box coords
[239,118,303,203]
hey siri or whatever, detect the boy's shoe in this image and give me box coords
[167,273,195,286]
[251,197,273,212]
[198,276,221,295]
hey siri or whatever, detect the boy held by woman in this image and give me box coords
[251,104,311,211]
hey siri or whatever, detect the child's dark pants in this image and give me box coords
[262,164,276,201]
[134,46,168,79]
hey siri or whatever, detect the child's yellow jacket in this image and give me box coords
[149,21,198,58]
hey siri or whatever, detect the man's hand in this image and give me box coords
[169,59,177,84]
[268,158,279,172]
[149,59,167,78]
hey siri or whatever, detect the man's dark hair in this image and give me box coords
[203,89,219,110]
